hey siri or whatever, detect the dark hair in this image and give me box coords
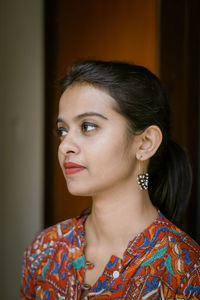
[61,60,192,225]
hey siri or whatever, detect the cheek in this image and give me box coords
[58,146,64,167]
[87,136,133,174]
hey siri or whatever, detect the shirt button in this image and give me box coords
[113,270,120,279]
[82,283,91,290]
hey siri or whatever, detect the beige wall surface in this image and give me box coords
[0,0,44,298]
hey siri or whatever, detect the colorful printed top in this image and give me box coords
[21,211,200,299]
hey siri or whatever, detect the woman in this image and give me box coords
[21,60,200,299]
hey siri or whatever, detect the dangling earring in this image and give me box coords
[137,159,149,190]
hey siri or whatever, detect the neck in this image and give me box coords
[85,183,158,256]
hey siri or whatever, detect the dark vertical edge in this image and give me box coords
[41,0,45,230]
[197,1,200,244]
[44,0,57,227]
[185,0,199,242]
[159,0,199,239]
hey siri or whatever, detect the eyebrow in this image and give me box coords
[56,112,108,124]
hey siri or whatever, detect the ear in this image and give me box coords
[136,125,162,160]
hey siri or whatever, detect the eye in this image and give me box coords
[56,126,68,137]
[81,122,98,132]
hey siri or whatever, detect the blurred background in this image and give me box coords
[0,0,199,298]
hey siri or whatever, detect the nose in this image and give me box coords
[58,134,80,155]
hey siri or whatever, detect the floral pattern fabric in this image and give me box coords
[21,211,200,299]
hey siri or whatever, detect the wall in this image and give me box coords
[0,0,44,298]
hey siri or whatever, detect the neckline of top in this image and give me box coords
[75,209,167,261]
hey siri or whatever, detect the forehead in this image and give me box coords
[59,84,117,115]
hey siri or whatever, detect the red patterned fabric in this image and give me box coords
[21,211,200,299]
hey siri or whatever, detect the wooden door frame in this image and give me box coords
[159,0,200,241]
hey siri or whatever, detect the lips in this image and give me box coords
[64,162,85,175]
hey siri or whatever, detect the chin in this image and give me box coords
[66,183,93,197]
[68,190,93,197]
[65,176,108,197]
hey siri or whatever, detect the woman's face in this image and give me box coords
[57,84,139,197]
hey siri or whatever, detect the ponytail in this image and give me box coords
[149,139,192,225]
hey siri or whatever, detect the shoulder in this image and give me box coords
[133,212,200,296]
[135,211,200,269]
[21,216,86,298]
[27,217,75,251]
[154,212,200,288]
[156,212,200,255]
[22,216,84,274]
